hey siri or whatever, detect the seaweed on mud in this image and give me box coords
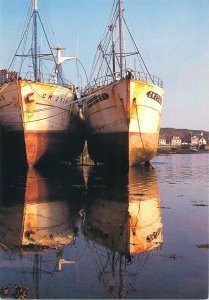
[196,244,209,249]
[0,285,29,299]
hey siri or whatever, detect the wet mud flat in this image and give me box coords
[0,154,208,299]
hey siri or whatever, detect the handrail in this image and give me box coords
[0,71,75,89]
[84,70,163,93]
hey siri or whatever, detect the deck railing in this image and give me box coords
[0,71,74,89]
[84,70,163,93]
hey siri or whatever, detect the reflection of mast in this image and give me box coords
[82,165,163,297]
[0,167,83,249]
[0,166,84,298]
[118,254,125,299]
[33,254,40,299]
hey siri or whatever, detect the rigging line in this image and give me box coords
[8,13,34,72]
[37,13,73,86]
[0,106,62,115]
[97,43,114,81]
[75,240,88,262]
[44,240,80,299]
[43,257,60,299]
[83,240,101,272]
[82,79,119,98]
[4,251,25,286]
[6,1,32,68]
[89,2,117,81]
[75,58,89,86]
[101,249,113,274]
[3,110,70,124]
[36,13,63,85]
[37,60,52,78]
[135,102,151,163]
[134,252,151,278]
[97,248,113,273]
[19,27,31,75]
[26,84,74,105]
[0,81,35,95]
[123,17,154,84]
[100,0,117,45]
[19,255,30,287]
[0,82,12,93]
[39,1,58,47]
[0,80,74,96]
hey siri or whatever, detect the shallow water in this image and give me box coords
[0,154,208,299]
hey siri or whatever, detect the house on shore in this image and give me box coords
[158,137,167,146]
[191,133,207,148]
[171,135,181,147]
[158,131,208,148]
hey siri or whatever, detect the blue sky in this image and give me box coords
[0,0,209,131]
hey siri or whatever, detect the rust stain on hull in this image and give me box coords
[24,130,85,166]
[83,167,163,254]
[84,79,164,166]
[0,80,85,167]
[87,132,159,167]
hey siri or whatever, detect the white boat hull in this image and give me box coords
[83,79,164,166]
[0,80,85,166]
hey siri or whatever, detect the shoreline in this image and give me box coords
[157,146,209,155]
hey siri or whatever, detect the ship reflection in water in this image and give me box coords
[0,166,85,299]
[81,166,163,298]
[0,165,163,299]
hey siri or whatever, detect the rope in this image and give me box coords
[122,17,154,84]
[133,100,151,163]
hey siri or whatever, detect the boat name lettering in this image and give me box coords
[87,93,109,108]
[146,227,161,242]
[42,93,69,104]
[146,91,162,105]
[42,93,54,101]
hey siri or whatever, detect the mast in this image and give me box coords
[118,0,124,78]
[33,0,38,81]
[109,24,116,75]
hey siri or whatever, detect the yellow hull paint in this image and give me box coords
[0,80,85,166]
[83,79,164,166]
[83,167,163,254]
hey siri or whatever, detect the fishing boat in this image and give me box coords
[83,166,163,254]
[0,168,85,299]
[0,167,85,249]
[82,0,164,167]
[80,166,163,297]
[0,0,85,168]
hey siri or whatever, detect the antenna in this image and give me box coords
[33,0,38,80]
[118,0,124,77]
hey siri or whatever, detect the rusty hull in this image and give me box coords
[83,167,162,254]
[0,80,85,167]
[84,79,164,166]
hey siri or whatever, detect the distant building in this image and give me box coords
[159,130,209,148]
[158,137,167,146]
[0,69,18,83]
[191,135,199,146]
[171,135,181,146]
[198,136,207,146]
[188,132,208,149]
